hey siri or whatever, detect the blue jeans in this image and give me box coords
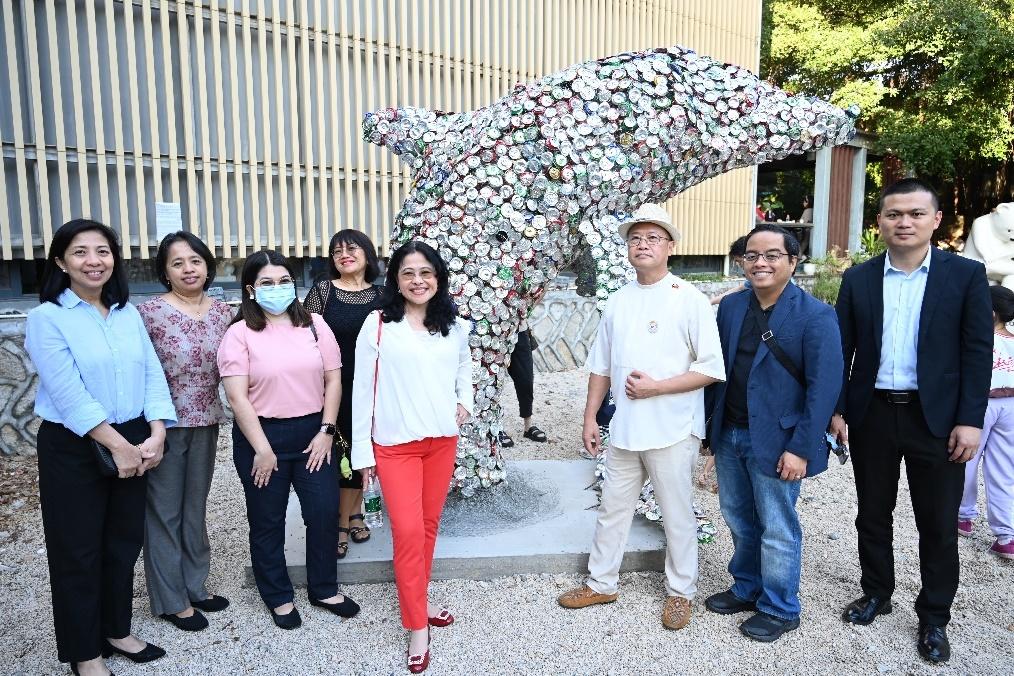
[714,424,803,620]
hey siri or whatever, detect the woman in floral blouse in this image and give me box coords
[137,231,233,632]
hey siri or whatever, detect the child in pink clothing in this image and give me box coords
[958,285,1014,559]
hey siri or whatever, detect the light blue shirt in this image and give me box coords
[875,248,932,390]
[25,289,177,437]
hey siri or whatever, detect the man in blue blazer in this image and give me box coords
[831,178,992,663]
[704,224,843,642]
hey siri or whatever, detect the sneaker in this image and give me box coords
[990,538,1014,560]
[957,519,974,537]
[557,584,618,609]
[662,596,692,630]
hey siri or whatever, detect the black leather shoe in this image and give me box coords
[102,640,166,663]
[271,606,302,630]
[309,595,361,618]
[704,590,758,615]
[841,595,892,625]
[191,594,230,612]
[739,612,800,642]
[918,624,950,663]
[160,610,209,631]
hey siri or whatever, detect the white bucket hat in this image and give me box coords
[616,203,680,242]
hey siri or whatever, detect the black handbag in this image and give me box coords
[748,296,848,464]
[90,440,119,477]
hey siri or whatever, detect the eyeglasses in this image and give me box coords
[626,234,671,248]
[254,277,294,288]
[332,243,362,256]
[399,269,435,281]
[742,251,791,263]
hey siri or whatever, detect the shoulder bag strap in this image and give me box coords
[748,295,806,388]
[372,311,383,436]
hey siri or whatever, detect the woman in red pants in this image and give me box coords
[351,240,473,673]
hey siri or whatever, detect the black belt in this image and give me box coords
[874,389,919,404]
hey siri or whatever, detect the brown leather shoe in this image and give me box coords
[557,585,619,609]
[662,596,692,630]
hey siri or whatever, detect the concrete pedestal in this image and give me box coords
[252,459,666,585]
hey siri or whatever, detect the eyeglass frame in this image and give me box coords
[741,250,794,264]
[626,234,673,248]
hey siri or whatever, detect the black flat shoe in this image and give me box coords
[523,425,548,442]
[739,612,800,643]
[160,610,208,631]
[918,624,950,663]
[271,606,302,630]
[704,590,757,615]
[309,595,361,618]
[191,594,230,612]
[498,431,515,448]
[102,640,166,663]
[841,595,892,625]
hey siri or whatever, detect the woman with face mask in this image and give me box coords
[217,250,359,629]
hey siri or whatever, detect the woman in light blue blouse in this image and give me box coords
[25,219,177,676]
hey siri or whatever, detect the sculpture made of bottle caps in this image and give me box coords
[364,44,859,496]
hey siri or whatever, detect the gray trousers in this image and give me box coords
[143,425,219,615]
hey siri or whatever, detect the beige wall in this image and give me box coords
[0,0,761,261]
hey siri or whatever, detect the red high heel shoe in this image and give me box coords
[428,607,455,627]
[407,628,431,673]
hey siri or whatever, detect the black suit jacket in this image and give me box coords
[835,248,993,438]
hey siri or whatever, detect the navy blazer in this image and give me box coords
[834,248,993,437]
[705,283,844,477]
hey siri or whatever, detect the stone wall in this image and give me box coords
[0,280,747,456]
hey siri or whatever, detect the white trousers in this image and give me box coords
[587,436,700,598]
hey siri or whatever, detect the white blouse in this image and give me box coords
[351,311,474,469]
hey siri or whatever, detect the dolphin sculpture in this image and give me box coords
[364,44,859,495]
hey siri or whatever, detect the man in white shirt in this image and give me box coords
[557,203,725,630]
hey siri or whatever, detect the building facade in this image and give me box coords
[1,0,762,296]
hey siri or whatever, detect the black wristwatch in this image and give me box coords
[320,423,336,436]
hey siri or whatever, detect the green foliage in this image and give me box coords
[763,0,1014,179]
[807,249,851,305]
[680,272,725,282]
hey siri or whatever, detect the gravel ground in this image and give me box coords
[1,367,1012,675]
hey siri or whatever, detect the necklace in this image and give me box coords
[334,278,370,292]
[170,290,207,315]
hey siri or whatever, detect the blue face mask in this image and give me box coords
[253,283,296,316]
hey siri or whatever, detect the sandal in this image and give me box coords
[337,527,350,559]
[348,514,371,544]
[498,431,515,448]
[523,425,548,442]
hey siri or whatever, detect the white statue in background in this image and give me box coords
[962,203,1014,290]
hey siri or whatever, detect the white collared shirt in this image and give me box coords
[876,247,932,390]
[586,273,726,451]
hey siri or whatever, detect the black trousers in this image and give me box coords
[851,397,964,626]
[506,329,534,419]
[37,417,149,664]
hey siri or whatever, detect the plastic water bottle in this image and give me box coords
[363,476,383,528]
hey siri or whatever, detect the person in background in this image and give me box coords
[138,231,233,631]
[798,196,814,224]
[352,241,473,673]
[500,287,548,447]
[958,284,1014,559]
[219,250,359,630]
[25,219,176,675]
[711,235,749,305]
[303,229,386,559]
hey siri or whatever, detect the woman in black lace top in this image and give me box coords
[303,230,386,557]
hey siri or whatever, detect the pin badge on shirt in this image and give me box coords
[648,320,658,334]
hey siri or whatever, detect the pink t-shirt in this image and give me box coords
[217,314,341,418]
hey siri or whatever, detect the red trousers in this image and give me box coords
[374,436,457,630]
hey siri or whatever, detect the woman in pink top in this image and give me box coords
[218,250,359,629]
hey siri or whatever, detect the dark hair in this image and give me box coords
[729,235,748,258]
[878,177,940,213]
[326,229,381,283]
[990,285,1014,324]
[39,219,130,308]
[153,231,217,290]
[744,224,801,258]
[382,240,458,336]
[233,250,313,331]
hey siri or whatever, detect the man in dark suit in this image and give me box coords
[832,178,992,663]
[704,225,843,642]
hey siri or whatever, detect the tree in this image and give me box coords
[762,0,1014,234]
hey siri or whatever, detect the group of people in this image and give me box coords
[22,175,1009,675]
[26,222,472,675]
[559,178,1006,666]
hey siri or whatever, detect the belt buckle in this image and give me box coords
[887,391,911,404]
